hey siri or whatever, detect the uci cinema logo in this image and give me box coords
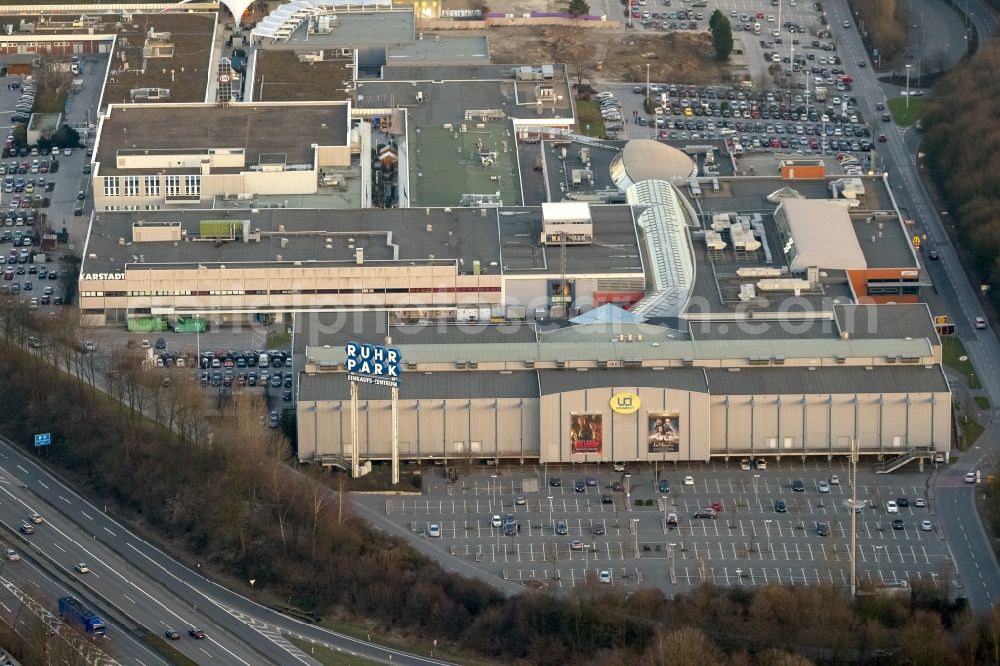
[610,392,641,415]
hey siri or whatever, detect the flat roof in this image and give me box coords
[82,207,502,273]
[694,176,893,214]
[95,103,349,175]
[252,50,353,103]
[99,13,216,110]
[499,205,643,275]
[82,205,641,276]
[387,35,490,64]
[779,198,867,271]
[683,208,858,316]
[294,311,389,354]
[689,319,840,341]
[852,213,918,269]
[266,10,415,49]
[300,370,539,401]
[705,365,949,395]
[538,368,708,395]
[834,304,938,343]
[323,336,935,365]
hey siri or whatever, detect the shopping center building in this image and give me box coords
[294,304,949,465]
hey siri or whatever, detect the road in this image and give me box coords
[827,0,1000,611]
[0,447,280,665]
[0,434,459,666]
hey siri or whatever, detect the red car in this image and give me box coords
[770,137,780,148]
[710,500,724,512]
[878,134,887,142]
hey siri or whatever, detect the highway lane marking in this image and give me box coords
[15,465,27,475]
[59,496,71,505]
[38,481,47,490]
[52,542,65,553]
[104,527,117,537]
[0,603,9,613]
[123,593,135,604]
[81,511,93,520]
[199,647,213,658]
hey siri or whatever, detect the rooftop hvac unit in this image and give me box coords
[756,278,811,292]
[738,284,757,302]
[704,230,726,250]
[710,213,732,232]
[736,267,782,277]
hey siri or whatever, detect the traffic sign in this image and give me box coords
[934,315,949,325]
[34,433,51,447]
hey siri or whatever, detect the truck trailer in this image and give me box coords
[58,596,106,638]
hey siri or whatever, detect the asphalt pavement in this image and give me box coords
[826,0,1000,611]
[0,433,459,666]
[0,443,278,665]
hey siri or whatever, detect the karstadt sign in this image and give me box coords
[81,273,126,281]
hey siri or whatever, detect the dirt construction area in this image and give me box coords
[488,27,727,84]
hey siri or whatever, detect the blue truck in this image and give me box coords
[58,597,106,638]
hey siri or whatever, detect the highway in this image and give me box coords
[0,446,283,665]
[827,0,1000,611]
[0,435,459,666]
[0,541,160,665]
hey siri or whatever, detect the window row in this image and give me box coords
[82,286,502,297]
[102,175,199,198]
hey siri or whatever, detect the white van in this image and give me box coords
[753,22,761,34]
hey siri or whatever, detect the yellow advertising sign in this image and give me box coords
[610,392,641,415]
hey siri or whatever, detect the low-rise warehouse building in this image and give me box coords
[294,304,950,465]
[90,102,353,211]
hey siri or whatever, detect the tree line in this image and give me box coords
[3,298,1000,663]
[923,42,1000,309]
[849,0,908,64]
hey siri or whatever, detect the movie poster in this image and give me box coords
[570,413,602,454]
[647,412,680,453]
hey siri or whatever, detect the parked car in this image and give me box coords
[658,479,670,493]
[792,479,805,491]
[774,499,787,512]
[815,522,830,536]
[886,500,899,513]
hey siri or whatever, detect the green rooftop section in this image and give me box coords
[410,122,521,207]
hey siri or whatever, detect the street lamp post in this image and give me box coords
[646,63,650,108]
[850,436,859,598]
[905,64,912,109]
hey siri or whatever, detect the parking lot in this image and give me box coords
[364,460,955,592]
[0,57,107,315]
[600,82,881,169]
[85,326,296,418]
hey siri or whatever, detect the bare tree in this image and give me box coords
[547,27,598,91]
